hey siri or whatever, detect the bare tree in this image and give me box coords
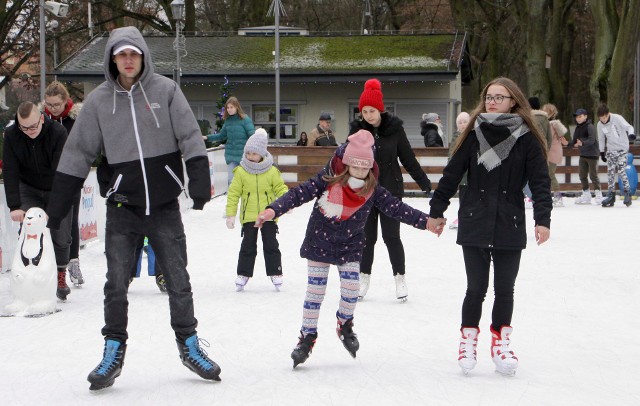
[607,0,640,118]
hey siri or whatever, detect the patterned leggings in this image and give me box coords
[301,261,360,335]
[606,150,630,192]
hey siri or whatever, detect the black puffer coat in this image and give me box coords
[349,113,431,197]
[430,125,552,249]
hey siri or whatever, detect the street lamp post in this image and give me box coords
[171,0,185,87]
[39,1,68,100]
[39,0,46,101]
[268,0,286,143]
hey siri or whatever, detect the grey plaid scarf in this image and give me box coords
[475,113,529,171]
[240,151,274,174]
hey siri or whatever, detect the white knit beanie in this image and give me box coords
[244,128,269,157]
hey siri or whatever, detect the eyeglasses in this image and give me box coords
[18,115,42,132]
[484,95,513,104]
[45,101,65,109]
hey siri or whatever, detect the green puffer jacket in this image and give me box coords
[226,165,289,224]
[207,114,255,164]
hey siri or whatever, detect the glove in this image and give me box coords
[226,216,235,229]
[629,134,636,141]
[255,208,276,228]
[600,152,607,163]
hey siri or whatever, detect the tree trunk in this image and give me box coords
[607,0,640,119]
[589,0,619,106]
[547,0,576,120]
[523,0,550,101]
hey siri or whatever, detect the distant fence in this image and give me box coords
[270,145,640,195]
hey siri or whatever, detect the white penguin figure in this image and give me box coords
[3,207,58,316]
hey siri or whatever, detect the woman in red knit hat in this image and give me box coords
[349,79,432,302]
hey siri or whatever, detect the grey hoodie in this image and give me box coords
[47,26,210,228]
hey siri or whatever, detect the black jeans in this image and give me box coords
[461,246,521,331]
[19,182,72,267]
[102,200,196,343]
[360,205,405,276]
[237,221,282,277]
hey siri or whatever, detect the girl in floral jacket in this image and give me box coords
[226,128,288,291]
[256,130,430,368]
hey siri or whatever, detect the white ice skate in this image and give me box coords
[358,273,371,300]
[235,275,249,292]
[458,327,479,375]
[491,326,518,376]
[593,189,604,205]
[270,275,283,291]
[575,190,592,205]
[395,274,408,302]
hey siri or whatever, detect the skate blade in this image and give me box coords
[235,286,244,292]
[89,380,115,391]
[461,368,472,376]
[274,286,281,292]
[494,367,517,376]
[397,296,408,303]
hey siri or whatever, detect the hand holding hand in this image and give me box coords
[574,139,582,147]
[255,208,276,228]
[535,225,550,245]
[426,217,447,237]
[226,216,235,229]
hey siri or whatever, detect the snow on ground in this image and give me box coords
[1,196,639,405]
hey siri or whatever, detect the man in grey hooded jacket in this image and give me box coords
[46,26,221,390]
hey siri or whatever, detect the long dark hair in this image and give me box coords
[452,77,547,159]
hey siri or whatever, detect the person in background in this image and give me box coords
[128,236,167,293]
[541,103,569,207]
[45,26,220,390]
[206,96,255,184]
[225,128,288,292]
[308,112,338,146]
[349,79,432,302]
[3,101,73,300]
[296,131,308,146]
[427,77,552,376]
[421,113,445,147]
[43,81,85,287]
[596,103,635,207]
[570,108,602,205]
[448,111,470,229]
[255,130,432,368]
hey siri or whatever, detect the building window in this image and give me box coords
[253,104,298,141]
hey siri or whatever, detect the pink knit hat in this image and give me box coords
[358,79,385,112]
[343,130,375,168]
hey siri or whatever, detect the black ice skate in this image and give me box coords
[177,334,221,381]
[623,191,632,207]
[601,190,615,207]
[56,269,70,300]
[87,339,127,391]
[336,317,359,358]
[291,331,317,368]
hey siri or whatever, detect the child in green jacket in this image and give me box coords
[226,128,289,291]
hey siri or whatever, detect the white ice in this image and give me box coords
[1,196,639,405]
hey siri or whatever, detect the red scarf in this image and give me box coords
[45,98,73,120]
[318,183,373,220]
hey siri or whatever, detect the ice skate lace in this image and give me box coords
[494,338,516,359]
[95,344,121,375]
[187,338,215,371]
[459,336,477,359]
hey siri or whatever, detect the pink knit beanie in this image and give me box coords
[343,130,375,168]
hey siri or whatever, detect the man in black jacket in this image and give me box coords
[2,101,73,300]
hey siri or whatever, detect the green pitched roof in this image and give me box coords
[56,33,469,82]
